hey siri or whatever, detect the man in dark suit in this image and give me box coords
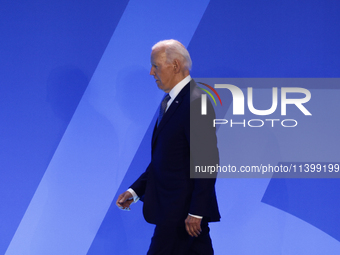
[116,39,220,254]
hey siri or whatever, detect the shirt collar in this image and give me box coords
[169,75,191,100]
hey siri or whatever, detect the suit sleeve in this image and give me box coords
[129,162,153,201]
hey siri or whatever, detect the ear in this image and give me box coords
[173,59,181,74]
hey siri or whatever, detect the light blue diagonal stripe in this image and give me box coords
[5,1,210,254]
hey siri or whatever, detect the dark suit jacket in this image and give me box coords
[130,80,220,225]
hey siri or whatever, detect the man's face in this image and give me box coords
[150,48,176,93]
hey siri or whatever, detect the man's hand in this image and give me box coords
[116,191,134,211]
[185,215,202,237]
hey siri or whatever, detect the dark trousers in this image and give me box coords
[147,221,213,255]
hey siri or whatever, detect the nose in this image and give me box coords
[150,66,155,76]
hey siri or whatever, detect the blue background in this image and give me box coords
[1,0,339,254]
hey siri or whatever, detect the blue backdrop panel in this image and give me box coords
[188,0,340,77]
[263,178,340,242]
[203,85,340,254]
[0,1,128,254]
[187,1,340,250]
[1,0,340,254]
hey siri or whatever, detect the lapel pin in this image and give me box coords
[175,101,179,103]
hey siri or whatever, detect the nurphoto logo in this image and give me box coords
[199,83,312,128]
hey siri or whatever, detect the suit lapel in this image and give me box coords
[152,82,190,147]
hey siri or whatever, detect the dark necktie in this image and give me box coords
[157,94,171,126]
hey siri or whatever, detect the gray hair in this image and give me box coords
[152,39,192,70]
